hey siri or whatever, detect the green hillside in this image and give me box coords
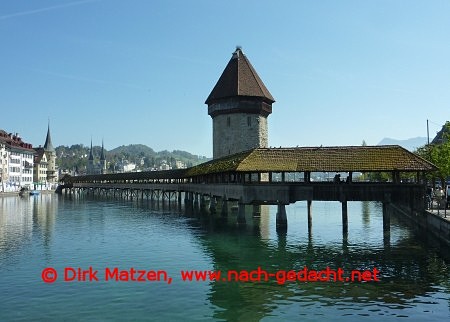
[56,144,210,174]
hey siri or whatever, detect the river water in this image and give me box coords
[0,194,449,321]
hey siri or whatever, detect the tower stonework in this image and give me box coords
[206,48,275,159]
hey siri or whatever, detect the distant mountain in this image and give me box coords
[377,137,427,151]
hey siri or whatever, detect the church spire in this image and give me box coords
[100,139,105,161]
[100,139,107,173]
[43,121,55,152]
[89,138,94,161]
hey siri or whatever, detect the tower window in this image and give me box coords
[247,116,251,127]
[227,117,230,127]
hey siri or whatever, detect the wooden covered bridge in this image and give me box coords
[59,145,436,231]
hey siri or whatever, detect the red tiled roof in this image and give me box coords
[0,129,34,152]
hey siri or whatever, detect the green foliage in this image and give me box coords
[109,144,156,157]
[415,121,450,187]
[55,144,89,172]
[366,172,390,182]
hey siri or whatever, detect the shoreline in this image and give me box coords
[0,190,55,197]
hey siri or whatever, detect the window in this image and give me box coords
[247,116,251,127]
[227,116,230,127]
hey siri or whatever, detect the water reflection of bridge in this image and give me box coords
[61,146,435,236]
[200,219,450,321]
[147,199,449,321]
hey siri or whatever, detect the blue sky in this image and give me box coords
[1,0,449,157]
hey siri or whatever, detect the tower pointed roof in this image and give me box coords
[43,122,55,152]
[205,47,275,105]
[100,140,105,161]
[89,139,94,161]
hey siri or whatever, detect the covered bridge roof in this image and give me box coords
[65,146,436,183]
[185,145,436,176]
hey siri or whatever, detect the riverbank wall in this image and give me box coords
[391,202,450,247]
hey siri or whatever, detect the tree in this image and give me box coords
[415,121,450,188]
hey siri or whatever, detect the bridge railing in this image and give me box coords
[67,181,425,206]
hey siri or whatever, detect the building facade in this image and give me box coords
[205,47,275,159]
[0,130,34,191]
[33,150,48,184]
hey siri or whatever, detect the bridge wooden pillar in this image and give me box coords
[382,202,391,231]
[199,194,207,215]
[341,200,348,234]
[209,195,217,214]
[178,191,182,209]
[252,204,261,217]
[237,198,246,225]
[305,171,311,183]
[185,192,194,210]
[221,195,228,217]
[276,203,288,230]
[193,193,199,207]
[383,192,391,231]
[162,190,166,210]
[382,201,391,248]
[382,192,391,247]
[340,185,348,235]
[307,200,312,233]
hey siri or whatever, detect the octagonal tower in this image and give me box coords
[206,47,275,159]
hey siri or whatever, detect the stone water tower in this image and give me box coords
[206,47,275,159]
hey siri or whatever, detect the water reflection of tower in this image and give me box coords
[258,205,271,241]
[362,201,370,226]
